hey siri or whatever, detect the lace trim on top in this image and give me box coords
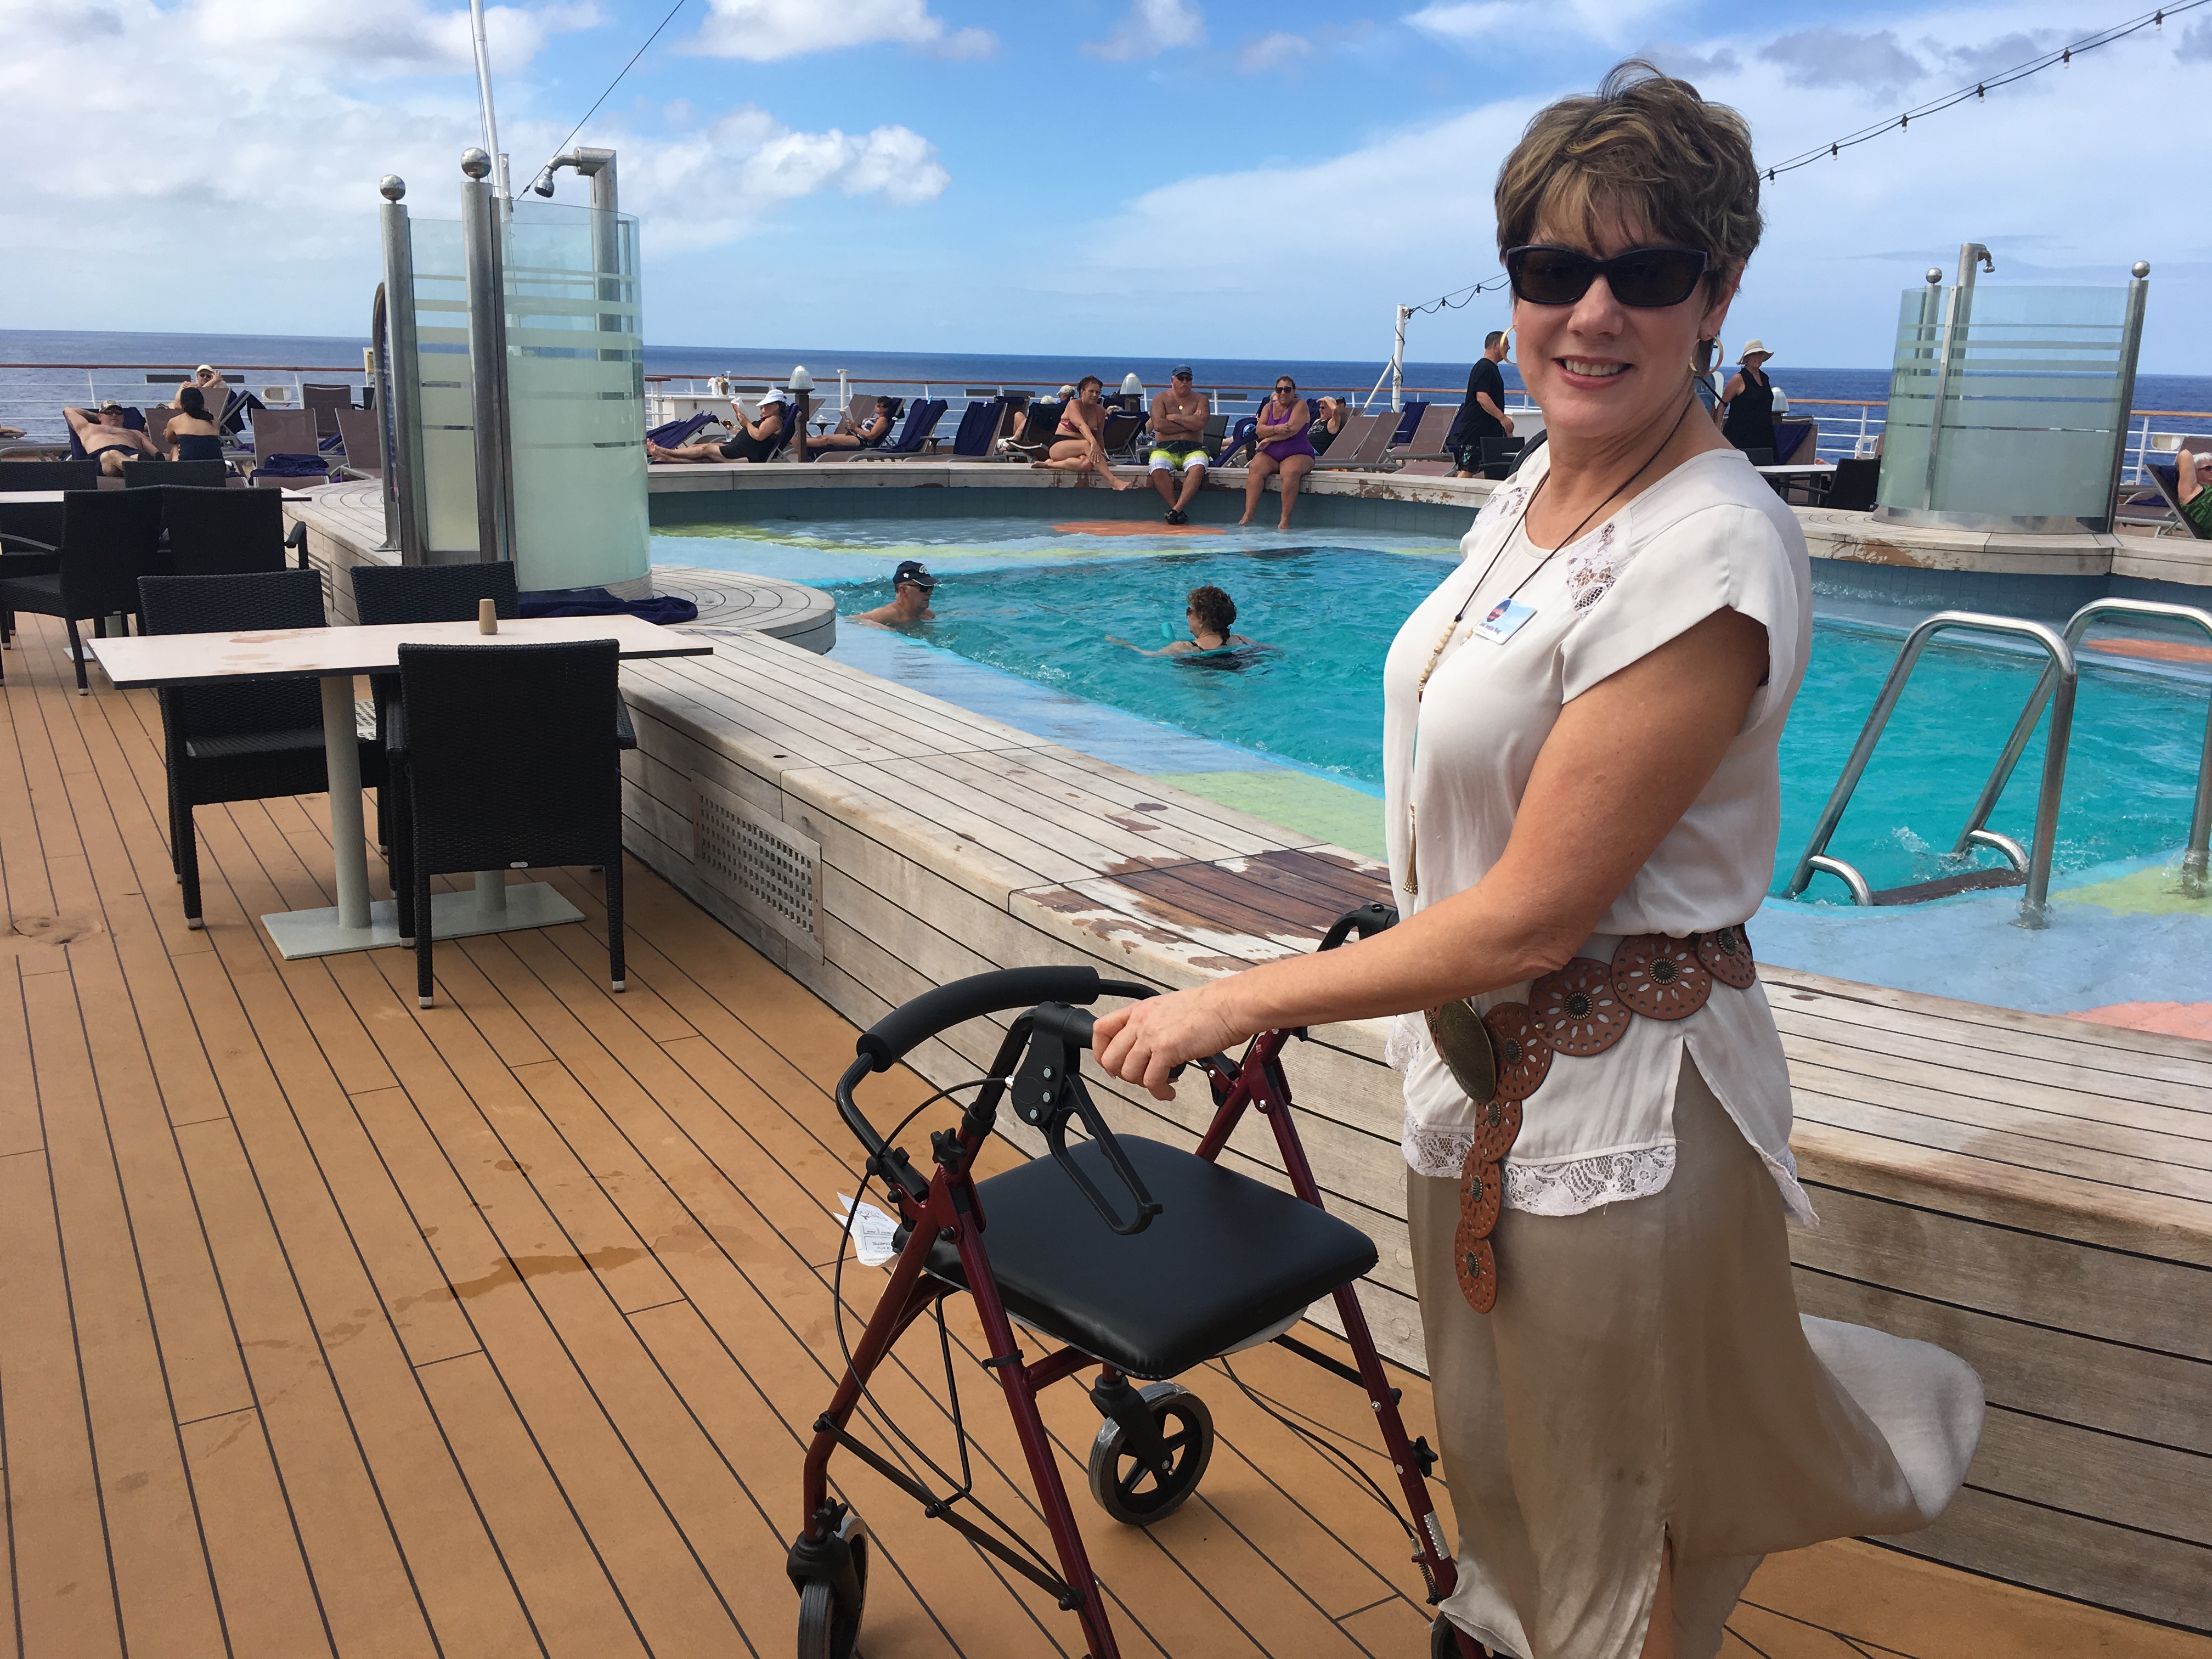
[1400,1110,1679,1216]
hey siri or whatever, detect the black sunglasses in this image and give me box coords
[1503,244,1710,309]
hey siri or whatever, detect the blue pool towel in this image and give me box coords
[518,586,700,625]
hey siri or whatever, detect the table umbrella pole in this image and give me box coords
[476,870,507,913]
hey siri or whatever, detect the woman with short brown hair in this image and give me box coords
[1093,61,1982,1659]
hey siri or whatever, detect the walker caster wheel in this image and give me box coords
[1086,1381,1214,1526]
[793,1514,867,1659]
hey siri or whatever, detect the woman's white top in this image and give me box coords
[1382,442,1816,1222]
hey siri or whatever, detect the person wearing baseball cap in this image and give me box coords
[1717,338,1778,460]
[64,398,159,477]
[854,560,939,629]
[1147,367,1210,523]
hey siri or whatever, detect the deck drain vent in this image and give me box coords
[693,777,822,955]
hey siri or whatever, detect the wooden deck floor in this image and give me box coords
[3,608,2206,1659]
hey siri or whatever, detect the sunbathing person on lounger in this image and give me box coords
[799,398,894,461]
[2179,448,2212,538]
[1035,376,1132,490]
[66,401,159,477]
[164,388,226,461]
[649,387,789,463]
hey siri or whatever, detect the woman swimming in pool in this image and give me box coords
[1107,583,1259,656]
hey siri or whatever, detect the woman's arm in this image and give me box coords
[1093,606,1769,1097]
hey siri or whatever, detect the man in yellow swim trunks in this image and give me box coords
[1147,366,1210,524]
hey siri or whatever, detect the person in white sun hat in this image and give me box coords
[1716,337,1778,458]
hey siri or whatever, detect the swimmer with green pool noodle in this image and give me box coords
[1107,583,1259,656]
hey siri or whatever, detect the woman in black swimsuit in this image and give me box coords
[166,387,227,462]
[1716,339,1776,458]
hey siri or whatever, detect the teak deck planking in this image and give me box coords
[612,625,2212,1632]
[5,608,2210,1657]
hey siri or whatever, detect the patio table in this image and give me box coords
[87,613,712,960]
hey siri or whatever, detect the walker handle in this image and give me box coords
[1318,902,1398,953]
[856,967,1121,1071]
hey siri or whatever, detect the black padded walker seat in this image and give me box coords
[926,1135,1379,1380]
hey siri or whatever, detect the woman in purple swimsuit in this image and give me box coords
[1240,375,1318,530]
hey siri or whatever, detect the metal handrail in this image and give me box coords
[1959,597,2212,894]
[1785,611,2078,927]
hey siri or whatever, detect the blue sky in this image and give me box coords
[2,0,2207,372]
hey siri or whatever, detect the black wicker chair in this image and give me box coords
[394,640,627,1007]
[0,459,99,493]
[351,563,635,931]
[162,485,287,577]
[138,570,387,930]
[122,459,230,490]
[0,489,165,691]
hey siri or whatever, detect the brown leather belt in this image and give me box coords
[1429,924,1757,1313]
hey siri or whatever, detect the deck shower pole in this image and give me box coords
[461,148,515,567]
[377,176,427,563]
[1919,243,1993,512]
[2102,261,2152,533]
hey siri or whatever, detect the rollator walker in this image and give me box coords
[788,905,1486,1658]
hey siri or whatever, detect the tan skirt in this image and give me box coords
[1410,1054,1985,1659]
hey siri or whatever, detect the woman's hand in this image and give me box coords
[1091,981,1252,1101]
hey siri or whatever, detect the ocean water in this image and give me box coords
[6,328,2211,414]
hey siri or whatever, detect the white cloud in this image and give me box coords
[1238,31,1313,74]
[189,0,595,77]
[1085,0,1204,62]
[1405,0,1675,50]
[625,108,949,249]
[0,0,951,332]
[687,0,993,61]
[1758,27,1926,97]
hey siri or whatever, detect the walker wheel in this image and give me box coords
[795,1527,868,1659]
[1087,1383,1214,1526]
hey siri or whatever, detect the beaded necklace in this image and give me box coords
[1402,392,1697,894]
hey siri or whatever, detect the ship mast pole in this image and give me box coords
[469,0,510,200]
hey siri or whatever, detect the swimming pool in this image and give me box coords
[809,546,2210,899]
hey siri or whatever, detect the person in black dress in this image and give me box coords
[1716,338,1776,459]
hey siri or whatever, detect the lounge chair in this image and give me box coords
[1101,408,1149,462]
[302,383,354,441]
[249,409,329,486]
[1215,417,1259,466]
[1477,436,1526,480]
[1308,411,1395,470]
[2145,460,2211,540]
[1386,404,1463,476]
[335,408,383,478]
[991,400,1062,463]
[845,399,947,461]
[934,396,1012,459]
[1389,401,1431,447]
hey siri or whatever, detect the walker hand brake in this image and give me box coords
[1012,1003,1163,1237]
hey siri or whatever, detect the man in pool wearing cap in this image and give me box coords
[64,400,160,477]
[854,560,938,628]
[648,387,792,463]
[1148,367,1210,524]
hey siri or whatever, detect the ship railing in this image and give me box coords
[0,362,370,445]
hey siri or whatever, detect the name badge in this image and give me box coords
[1472,597,1537,644]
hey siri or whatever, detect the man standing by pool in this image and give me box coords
[1148,367,1210,524]
[1448,329,1515,477]
[854,560,938,629]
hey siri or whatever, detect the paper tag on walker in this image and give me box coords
[1472,597,1537,644]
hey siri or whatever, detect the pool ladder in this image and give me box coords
[1784,599,2212,928]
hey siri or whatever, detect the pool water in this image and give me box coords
[821,548,2211,899]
